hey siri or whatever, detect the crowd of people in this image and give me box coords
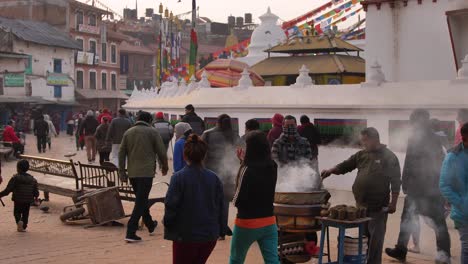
[1,105,468,264]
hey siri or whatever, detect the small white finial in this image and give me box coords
[267,7,271,14]
[367,60,386,86]
[292,65,313,88]
[235,68,253,90]
[458,55,468,80]
[198,71,211,88]
[187,75,198,94]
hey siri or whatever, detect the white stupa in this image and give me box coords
[237,7,287,66]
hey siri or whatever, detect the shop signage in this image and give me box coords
[76,51,95,65]
[47,73,69,86]
[4,73,25,87]
[78,24,100,35]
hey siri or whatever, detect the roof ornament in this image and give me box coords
[187,75,198,94]
[292,65,313,88]
[234,68,253,90]
[198,71,211,88]
[363,60,386,87]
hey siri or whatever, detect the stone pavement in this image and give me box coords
[0,134,461,263]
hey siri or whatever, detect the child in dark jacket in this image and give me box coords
[0,160,39,232]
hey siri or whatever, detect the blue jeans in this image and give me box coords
[229,224,279,264]
[459,226,468,264]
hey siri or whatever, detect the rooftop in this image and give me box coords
[266,36,363,54]
[0,17,81,50]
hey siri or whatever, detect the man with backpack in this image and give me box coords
[153,112,174,152]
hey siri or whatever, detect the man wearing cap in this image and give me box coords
[153,112,174,152]
[181,104,205,136]
[119,111,169,243]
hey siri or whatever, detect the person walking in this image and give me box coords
[173,122,192,173]
[33,115,49,154]
[80,111,99,163]
[455,109,468,146]
[44,114,57,150]
[0,160,39,232]
[98,108,113,124]
[95,117,112,165]
[202,114,241,240]
[230,131,279,264]
[119,111,169,243]
[66,112,74,135]
[182,104,205,136]
[153,112,174,151]
[385,109,451,264]
[164,134,224,264]
[267,113,284,147]
[75,113,84,151]
[106,109,132,167]
[3,120,24,157]
[440,122,468,264]
[298,115,321,171]
[321,127,401,264]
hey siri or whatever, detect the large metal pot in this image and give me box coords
[274,190,331,205]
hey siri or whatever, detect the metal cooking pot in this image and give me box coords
[274,190,331,205]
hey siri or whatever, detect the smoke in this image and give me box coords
[275,159,321,192]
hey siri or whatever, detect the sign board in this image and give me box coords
[76,51,95,65]
[47,73,69,86]
[4,73,25,87]
[78,24,100,35]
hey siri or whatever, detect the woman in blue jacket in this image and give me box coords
[440,122,468,264]
[164,134,224,264]
[173,122,192,172]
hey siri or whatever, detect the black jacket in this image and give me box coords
[34,119,49,137]
[182,112,205,136]
[0,173,39,204]
[402,124,445,197]
[233,160,278,219]
[79,116,100,136]
[298,123,321,157]
[163,165,224,242]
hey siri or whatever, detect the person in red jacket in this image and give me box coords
[2,120,24,158]
[98,109,113,124]
[267,113,284,148]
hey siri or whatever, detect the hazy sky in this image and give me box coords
[87,0,331,24]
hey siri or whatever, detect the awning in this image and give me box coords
[75,89,129,100]
[0,52,30,59]
[0,96,42,103]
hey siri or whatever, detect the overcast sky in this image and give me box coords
[86,0,331,24]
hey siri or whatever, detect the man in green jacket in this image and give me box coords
[119,111,169,243]
[321,127,401,264]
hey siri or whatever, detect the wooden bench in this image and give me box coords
[19,155,82,202]
[0,141,14,161]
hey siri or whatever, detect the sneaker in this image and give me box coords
[147,220,158,236]
[226,227,233,237]
[125,234,142,243]
[408,245,420,254]
[385,246,407,262]
[17,221,25,232]
[218,236,225,241]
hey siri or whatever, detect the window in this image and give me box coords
[111,44,116,63]
[89,40,97,54]
[76,11,84,29]
[25,55,32,75]
[89,14,97,26]
[76,70,84,89]
[76,38,84,51]
[53,86,62,98]
[101,43,107,62]
[90,71,96,89]
[111,73,116,90]
[101,72,107,90]
[314,119,367,147]
[53,59,62,73]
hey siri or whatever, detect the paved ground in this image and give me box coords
[0,134,462,263]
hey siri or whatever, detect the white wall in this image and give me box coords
[0,57,27,96]
[13,40,76,101]
[365,1,458,82]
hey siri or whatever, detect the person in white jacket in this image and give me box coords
[43,114,57,150]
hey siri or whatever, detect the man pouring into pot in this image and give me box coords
[321,127,401,264]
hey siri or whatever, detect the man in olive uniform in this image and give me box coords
[321,127,401,264]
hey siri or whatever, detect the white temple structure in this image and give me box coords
[124,0,468,191]
[236,7,287,66]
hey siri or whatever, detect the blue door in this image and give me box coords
[53,59,62,73]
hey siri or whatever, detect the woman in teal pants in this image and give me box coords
[230,131,279,264]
